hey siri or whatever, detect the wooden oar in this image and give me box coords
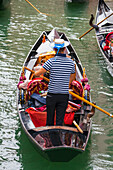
[73,120,83,134]
[69,90,113,118]
[24,66,35,73]
[24,66,113,118]
[25,0,53,16]
[79,13,113,39]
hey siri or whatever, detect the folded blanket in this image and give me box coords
[31,93,46,104]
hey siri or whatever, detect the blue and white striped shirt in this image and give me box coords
[43,54,75,94]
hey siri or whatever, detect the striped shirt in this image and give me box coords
[43,54,75,94]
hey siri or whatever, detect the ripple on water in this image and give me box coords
[91,153,113,170]
[92,124,105,135]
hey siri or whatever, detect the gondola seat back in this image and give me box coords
[26,78,48,100]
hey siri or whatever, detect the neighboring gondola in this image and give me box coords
[95,0,113,77]
[17,28,95,162]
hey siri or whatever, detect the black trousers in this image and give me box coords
[46,93,69,126]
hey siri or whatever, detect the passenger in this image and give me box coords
[17,65,42,90]
[17,73,29,90]
[103,37,113,61]
[109,38,113,57]
[17,80,30,90]
[103,31,113,57]
[33,39,75,126]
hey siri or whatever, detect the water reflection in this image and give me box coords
[16,127,48,170]
[65,1,89,17]
[0,0,11,10]
[0,7,11,35]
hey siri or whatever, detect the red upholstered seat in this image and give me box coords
[103,32,113,51]
[26,78,48,100]
[106,32,113,42]
[103,45,110,51]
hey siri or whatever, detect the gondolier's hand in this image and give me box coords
[40,92,47,97]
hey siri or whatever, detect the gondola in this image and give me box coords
[17,28,95,162]
[95,0,113,77]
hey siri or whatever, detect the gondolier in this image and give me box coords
[34,38,75,126]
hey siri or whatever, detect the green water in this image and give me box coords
[0,0,113,169]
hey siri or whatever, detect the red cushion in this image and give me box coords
[25,107,56,127]
[26,107,47,127]
[103,45,110,51]
[106,32,113,42]
[64,112,75,125]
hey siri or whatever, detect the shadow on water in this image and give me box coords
[0,7,11,39]
[16,124,92,170]
[0,7,11,59]
[64,1,89,17]
[0,0,11,10]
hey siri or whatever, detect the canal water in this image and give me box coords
[0,0,113,169]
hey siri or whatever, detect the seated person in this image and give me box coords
[17,80,30,90]
[103,37,113,61]
[103,32,113,55]
[69,80,83,104]
[109,38,113,57]
[17,65,42,90]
